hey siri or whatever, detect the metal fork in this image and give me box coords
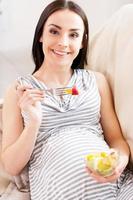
[17,77,77,96]
[41,87,73,96]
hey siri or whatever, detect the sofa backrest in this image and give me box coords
[87,4,133,163]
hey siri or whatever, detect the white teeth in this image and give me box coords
[53,50,68,55]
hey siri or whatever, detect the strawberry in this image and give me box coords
[72,86,79,95]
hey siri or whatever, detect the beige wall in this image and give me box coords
[0,0,133,97]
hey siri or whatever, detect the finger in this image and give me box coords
[17,87,44,99]
[115,162,126,174]
[102,172,121,183]
[115,167,123,175]
[22,91,44,102]
[86,167,119,183]
[90,173,107,183]
[19,93,44,105]
[16,84,33,98]
[86,166,92,174]
[86,167,108,183]
[24,89,44,95]
[28,94,44,101]
[16,84,33,92]
[19,96,44,108]
[26,97,44,106]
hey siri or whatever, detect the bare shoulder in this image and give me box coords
[93,71,107,84]
[92,71,113,105]
[4,80,18,99]
[2,80,23,134]
[2,81,23,153]
[93,71,109,95]
[3,80,20,111]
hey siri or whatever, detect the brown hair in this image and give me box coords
[32,0,89,73]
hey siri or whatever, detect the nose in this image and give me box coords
[58,34,69,48]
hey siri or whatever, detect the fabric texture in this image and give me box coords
[18,69,133,200]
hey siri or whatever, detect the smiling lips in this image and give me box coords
[52,49,70,56]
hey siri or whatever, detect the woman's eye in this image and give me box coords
[49,29,59,35]
[70,33,79,38]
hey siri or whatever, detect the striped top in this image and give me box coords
[18,69,133,200]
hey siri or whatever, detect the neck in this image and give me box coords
[33,63,73,88]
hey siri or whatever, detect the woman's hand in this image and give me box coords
[86,153,128,183]
[16,83,44,126]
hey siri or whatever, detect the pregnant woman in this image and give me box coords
[1,0,133,199]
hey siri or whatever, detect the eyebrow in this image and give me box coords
[48,24,81,31]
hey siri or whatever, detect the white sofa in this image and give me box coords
[0,4,133,199]
[87,4,133,164]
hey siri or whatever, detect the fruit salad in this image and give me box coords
[85,149,119,177]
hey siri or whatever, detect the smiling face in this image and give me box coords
[40,9,85,69]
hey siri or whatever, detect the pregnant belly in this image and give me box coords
[30,127,110,171]
[29,127,116,200]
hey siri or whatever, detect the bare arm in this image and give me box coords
[86,72,130,182]
[1,82,44,175]
[95,72,130,161]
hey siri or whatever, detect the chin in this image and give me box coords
[55,60,73,67]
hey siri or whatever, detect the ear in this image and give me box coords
[80,43,83,49]
[39,35,43,42]
[80,37,84,49]
[80,41,83,49]
[80,33,87,49]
